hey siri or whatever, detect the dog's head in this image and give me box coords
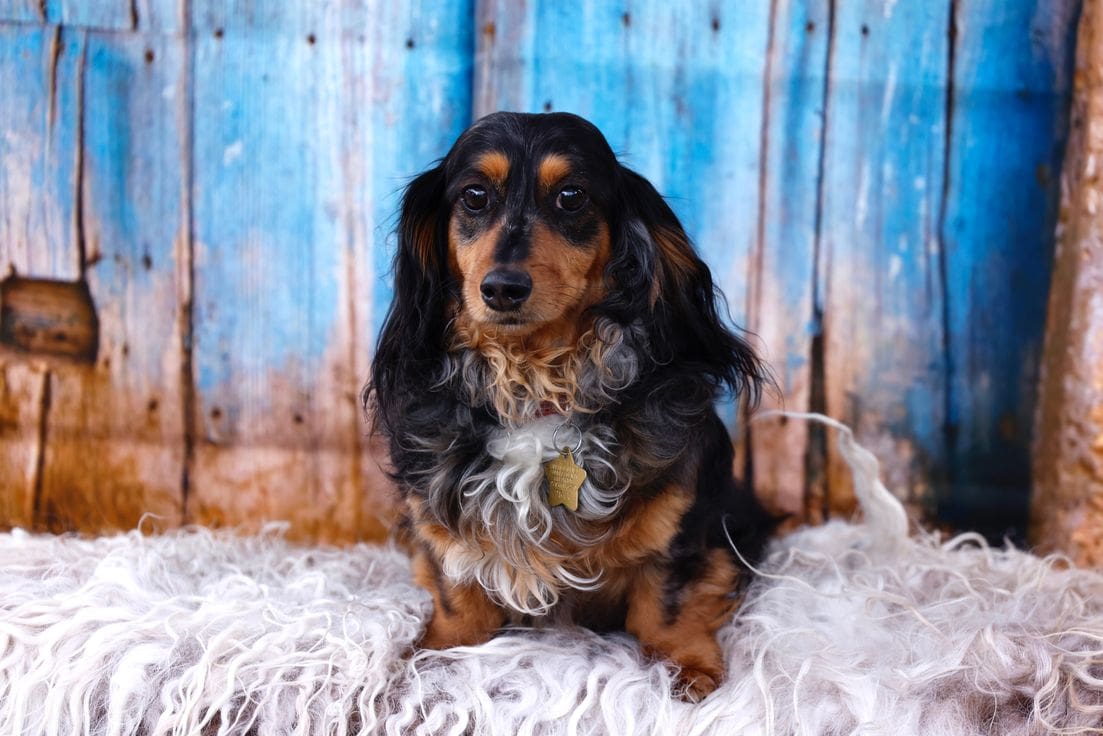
[371,112,763,430]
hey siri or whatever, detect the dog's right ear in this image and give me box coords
[367,164,450,434]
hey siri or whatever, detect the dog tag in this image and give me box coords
[545,448,586,511]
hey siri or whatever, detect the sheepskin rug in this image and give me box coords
[2,422,1103,735]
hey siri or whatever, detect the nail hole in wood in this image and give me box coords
[213,28,223,39]
[210,407,223,420]
[543,100,553,111]
[144,48,154,63]
[307,33,316,45]
[711,17,720,32]
[405,37,415,49]
[622,12,631,27]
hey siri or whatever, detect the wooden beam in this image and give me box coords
[820,0,951,522]
[1031,0,1103,566]
[186,1,470,543]
[939,0,1079,535]
[37,32,189,534]
[748,0,828,522]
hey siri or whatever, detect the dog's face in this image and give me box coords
[440,114,619,338]
[372,111,764,431]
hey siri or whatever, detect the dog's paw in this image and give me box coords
[675,664,721,702]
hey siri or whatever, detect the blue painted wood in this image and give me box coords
[39,31,188,531]
[0,0,42,23]
[45,0,135,30]
[0,25,83,280]
[940,0,1080,532]
[0,0,1084,537]
[819,0,952,514]
[749,0,831,517]
[475,0,772,428]
[188,0,473,536]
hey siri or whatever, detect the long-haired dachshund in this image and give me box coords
[369,111,775,699]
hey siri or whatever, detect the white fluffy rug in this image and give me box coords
[2,423,1103,735]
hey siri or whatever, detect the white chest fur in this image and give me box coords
[439,416,624,616]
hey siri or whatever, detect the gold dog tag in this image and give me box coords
[545,448,586,511]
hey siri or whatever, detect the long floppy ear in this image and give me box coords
[368,164,451,435]
[609,166,766,403]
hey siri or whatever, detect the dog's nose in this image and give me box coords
[480,268,533,312]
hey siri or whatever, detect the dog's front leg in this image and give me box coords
[625,552,741,701]
[411,548,506,649]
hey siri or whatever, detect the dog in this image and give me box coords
[368,111,776,700]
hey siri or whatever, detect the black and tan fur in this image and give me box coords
[368,112,776,700]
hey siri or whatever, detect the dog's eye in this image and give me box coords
[461,185,489,212]
[556,186,587,212]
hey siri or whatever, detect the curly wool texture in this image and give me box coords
[3,417,1103,736]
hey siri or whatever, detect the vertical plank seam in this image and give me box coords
[74,31,88,278]
[750,0,779,333]
[46,24,61,130]
[745,0,780,485]
[936,0,959,505]
[807,0,837,521]
[469,0,484,120]
[30,368,52,526]
[179,0,197,524]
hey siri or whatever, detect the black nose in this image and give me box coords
[480,268,533,312]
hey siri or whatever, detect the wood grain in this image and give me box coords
[188,1,472,542]
[0,25,83,281]
[819,0,951,521]
[939,0,1079,536]
[748,0,829,521]
[0,0,41,23]
[0,361,47,529]
[1030,0,1103,566]
[36,32,188,534]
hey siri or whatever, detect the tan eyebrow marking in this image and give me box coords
[538,154,572,191]
[476,151,510,184]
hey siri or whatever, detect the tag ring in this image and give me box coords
[552,422,584,454]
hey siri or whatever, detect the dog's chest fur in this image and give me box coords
[417,416,621,616]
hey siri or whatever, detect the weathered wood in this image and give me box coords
[1031,0,1103,566]
[45,0,136,31]
[188,1,373,35]
[747,0,829,521]
[0,362,47,529]
[0,276,98,361]
[0,0,42,23]
[0,25,83,281]
[0,24,83,531]
[819,0,951,521]
[940,0,1079,535]
[36,32,188,534]
[188,2,471,542]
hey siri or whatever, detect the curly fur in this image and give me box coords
[3,428,1103,735]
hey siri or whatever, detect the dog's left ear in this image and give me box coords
[608,166,766,402]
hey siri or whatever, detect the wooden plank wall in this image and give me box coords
[0,0,1081,543]
[1031,0,1103,567]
